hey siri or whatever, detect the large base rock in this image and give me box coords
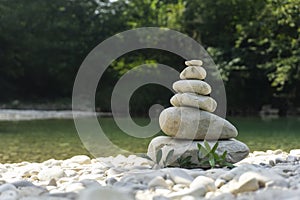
[159,107,238,140]
[147,136,249,168]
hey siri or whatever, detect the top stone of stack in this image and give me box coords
[180,60,206,80]
[185,60,203,66]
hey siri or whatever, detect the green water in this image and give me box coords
[0,117,300,163]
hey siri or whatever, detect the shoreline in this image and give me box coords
[1,149,300,199]
[0,109,112,121]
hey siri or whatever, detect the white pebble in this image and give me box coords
[37,167,65,181]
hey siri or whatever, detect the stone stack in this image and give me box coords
[147,60,249,168]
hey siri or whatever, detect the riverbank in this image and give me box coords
[0,109,112,121]
[1,149,300,200]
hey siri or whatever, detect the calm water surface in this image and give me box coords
[0,117,299,163]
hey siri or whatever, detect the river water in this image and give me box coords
[0,109,299,163]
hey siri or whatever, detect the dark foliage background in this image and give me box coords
[0,0,299,115]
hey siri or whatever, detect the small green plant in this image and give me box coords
[197,140,234,168]
[141,141,234,169]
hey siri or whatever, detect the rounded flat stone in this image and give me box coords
[159,107,238,140]
[173,80,211,95]
[180,66,206,80]
[170,93,217,112]
[147,136,250,168]
[185,60,203,66]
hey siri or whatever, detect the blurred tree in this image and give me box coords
[0,0,127,101]
[0,0,299,114]
[183,0,300,112]
[234,0,300,108]
[121,0,184,30]
[183,0,269,113]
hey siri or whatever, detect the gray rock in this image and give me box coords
[105,168,125,177]
[229,176,259,194]
[166,168,194,185]
[80,179,102,188]
[275,157,285,164]
[47,178,57,186]
[167,186,206,198]
[185,60,203,66]
[121,170,166,186]
[148,176,169,188]
[239,171,288,188]
[0,190,19,200]
[106,177,118,186]
[243,188,300,200]
[269,159,276,166]
[190,176,216,192]
[185,169,205,178]
[204,168,229,180]
[18,186,47,197]
[78,186,134,200]
[12,180,35,188]
[219,164,260,181]
[0,183,16,193]
[113,181,147,191]
[173,80,211,95]
[208,192,235,200]
[147,136,249,168]
[287,155,297,162]
[180,66,206,80]
[167,177,216,198]
[48,192,78,199]
[170,93,217,112]
[159,107,238,140]
[153,196,171,200]
[219,164,288,194]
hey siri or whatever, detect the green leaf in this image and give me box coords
[198,143,208,156]
[165,149,174,163]
[204,141,212,152]
[224,162,235,168]
[156,149,162,164]
[182,156,192,163]
[209,154,215,168]
[199,159,210,167]
[221,151,227,160]
[211,141,219,153]
[140,154,153,161]
[213,152,220,161]
[197,143,203,150]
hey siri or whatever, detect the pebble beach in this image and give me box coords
[1,149,300,200]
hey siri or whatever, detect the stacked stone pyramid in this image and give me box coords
[147,60,249,168]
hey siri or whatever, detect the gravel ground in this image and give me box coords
[1,149,300,200]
